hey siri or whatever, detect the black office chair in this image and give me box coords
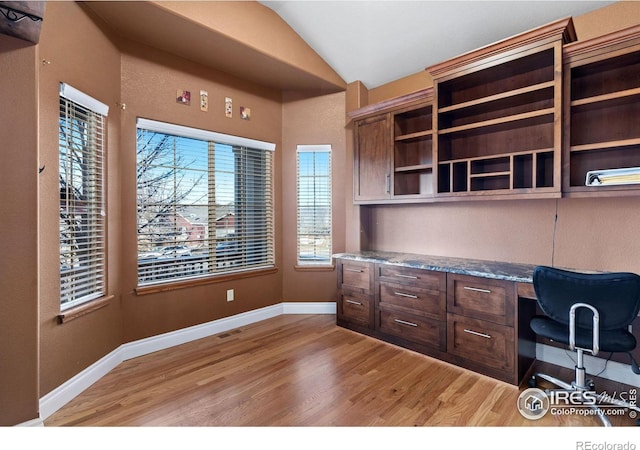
[528,265,640,426]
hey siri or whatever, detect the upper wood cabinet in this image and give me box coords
[350,89,433,204]
[427,17,576,200]
[349,17,640,204]
[353,113,391,202]
[562,24,640,197]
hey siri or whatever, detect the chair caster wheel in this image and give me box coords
[587,379,596,391]
[528,375,537,388]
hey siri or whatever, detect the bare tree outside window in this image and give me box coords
[136,122,274,286]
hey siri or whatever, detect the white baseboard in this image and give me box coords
[15,417,44,427]
[536,343,639,387]
[38,302,335,422]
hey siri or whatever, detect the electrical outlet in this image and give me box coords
[227,289,234,302]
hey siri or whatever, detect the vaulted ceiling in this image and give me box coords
[260,0,615,89]
[83,1,616,92]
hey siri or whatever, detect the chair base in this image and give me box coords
[529,368,640,427]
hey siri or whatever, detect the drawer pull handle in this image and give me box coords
[346,299,362,306]
[463,328,492,339]
[463,286,492,294]
[396,274,418,279]
[345,268,363,273]
[394,291,418,299]
[394,319,418,327]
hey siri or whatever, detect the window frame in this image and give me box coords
[135,118,276,292]
[295,145,333,269]
[58,83,109,312]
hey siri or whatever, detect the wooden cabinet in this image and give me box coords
[428,17,575,200]
[335,256,537,385]
[350,89,434,204]
[350,18,640,203]
[376,264,446,351]
[563,24,640,197]
[336,259,374,329]
[353,113,391,202]
[446,274,518,383]
[447,274,515,326]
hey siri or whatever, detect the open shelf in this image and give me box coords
[437,48,555,109]
[563,26,640,195]
[431,35,563,198]
[437,149,554,194]
[392,103,434,197]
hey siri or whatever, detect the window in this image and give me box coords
[296,145,332,266]
[59,83,109,310]
[136,118,275,287]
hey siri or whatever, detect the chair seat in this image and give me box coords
[531,316,637,353]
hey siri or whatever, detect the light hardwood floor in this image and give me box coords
[44,314,638,427]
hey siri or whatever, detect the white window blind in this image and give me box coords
[136,119,275,286]
[296,145,332,265]
[59,83,108,310]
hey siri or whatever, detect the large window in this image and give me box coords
[136,119,275,286]
[59,83,109,310]
[296,145,332,266]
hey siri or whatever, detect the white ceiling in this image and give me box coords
[260,0,615,89]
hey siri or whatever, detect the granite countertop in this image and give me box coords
[332,250,540,283]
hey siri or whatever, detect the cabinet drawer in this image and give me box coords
[447,274,515,326]
[339,291,372,328]
[379,281,445,319]
[447,313,514,374]
[379,308,446,350]
[378,265,446,290]
[340,261,372,293]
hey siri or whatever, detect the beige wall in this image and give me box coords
[0,35,39,426]
[118,41,284,343]
[281,91,347,301]
[37,2,124,397]
[366,196,640,274]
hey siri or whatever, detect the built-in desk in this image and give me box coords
[333,251,540,385]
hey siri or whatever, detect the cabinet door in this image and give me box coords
[338,290,373,328]
[354,114,391,202]
[447,313,515,379]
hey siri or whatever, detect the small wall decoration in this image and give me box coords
[176,89,191,105]
[240,106,251,120]
[200,90,208,111]
[225,97,233,118]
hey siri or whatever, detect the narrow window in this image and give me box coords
[296,145,332,266]
[59,83,109,310]
[136,119,275,287]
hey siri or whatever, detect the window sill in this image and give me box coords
[294,264,335,272]
[58,294,115,324]
[135,266,279,296]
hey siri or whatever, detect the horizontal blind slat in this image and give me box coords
[136,127,274,286]
[59,90,107,310]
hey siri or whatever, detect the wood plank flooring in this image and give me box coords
[44,314,638,427]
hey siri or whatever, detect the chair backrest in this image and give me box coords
[533,265,640,331]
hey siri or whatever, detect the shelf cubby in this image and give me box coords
[437,149,555,194]
[392,103,434,197]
